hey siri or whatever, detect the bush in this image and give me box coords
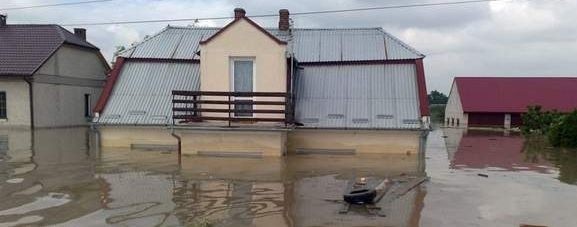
[548,110,577,148]
[521,106,561,135]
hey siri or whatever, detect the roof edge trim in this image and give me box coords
[125,57,200,63]
[94,57,126,114]
[299,59,419,66]
[199,17,287,45]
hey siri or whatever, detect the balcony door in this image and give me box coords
[231,58,255,117]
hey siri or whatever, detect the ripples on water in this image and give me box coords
[0,127,576,226]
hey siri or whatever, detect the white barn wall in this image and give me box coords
[444,81,467,127]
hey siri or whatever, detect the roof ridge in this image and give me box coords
[1,24,60,26]
[166,25,385,30]
[55,25,99,49]
[117,26,172,57]
[377,28,424,58]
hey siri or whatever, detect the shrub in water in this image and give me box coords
[548,110,577,148]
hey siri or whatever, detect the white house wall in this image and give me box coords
[32,45,108,128]
[295,64,421,129]
[0,79,31,127]
[444,81,467,126]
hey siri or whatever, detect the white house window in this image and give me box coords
[231,58,254,117]
[0,92,6,119]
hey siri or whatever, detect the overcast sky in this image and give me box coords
[3,0,576,93]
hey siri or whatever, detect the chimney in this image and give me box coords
[278,9,290,31]
[0,14,7,26]
[234,8,246,20]
[74,28,86,41]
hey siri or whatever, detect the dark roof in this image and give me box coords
[0,24,99,76]
[455,77,577,113]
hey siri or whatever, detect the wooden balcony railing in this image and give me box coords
[172,90,292,126]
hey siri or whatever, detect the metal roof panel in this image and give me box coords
[98,61,199,125]
[295,64,420,129]
[119,26,422,61]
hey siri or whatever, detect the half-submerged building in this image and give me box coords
[94,8,429,156]
[0,15,109,128]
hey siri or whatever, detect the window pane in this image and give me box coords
[0,92,6,119]
[234,60,253,92]
[84,94,91,117]
[234,100,253,117]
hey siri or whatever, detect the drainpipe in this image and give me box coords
[170,128,182,167]
[23,77,34,129]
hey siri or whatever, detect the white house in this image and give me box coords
[0,15,109,128]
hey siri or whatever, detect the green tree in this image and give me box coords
[428,90,448,105]
[549,110,577,148]
[521,106,561,135]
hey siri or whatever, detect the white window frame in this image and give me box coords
[229,57,256,117]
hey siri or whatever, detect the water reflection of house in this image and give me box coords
[443,128,552,173]
[287,154,425,227]
[92,145,425,226]
[0,128,102,226]
[94,8,429,157]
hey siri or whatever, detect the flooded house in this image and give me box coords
[0,15,109,128]
[445,77,577,129]
[94,8,430,156]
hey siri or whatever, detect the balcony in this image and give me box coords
[171,91,293,127]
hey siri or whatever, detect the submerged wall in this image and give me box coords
[97,127,424,157]
[287,129,422,155]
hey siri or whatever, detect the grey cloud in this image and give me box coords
[3,0,577,93]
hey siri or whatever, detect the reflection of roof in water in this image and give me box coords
[451,130,553,173]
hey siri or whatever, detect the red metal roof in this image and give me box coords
[455,77,577,113]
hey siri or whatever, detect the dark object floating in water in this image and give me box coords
[343,188,377,204]
[477,173,489,177]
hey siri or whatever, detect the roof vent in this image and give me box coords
[0,14,6,26]
[74,28,86,41]
[234,8,246,20]
[278,9,290,31]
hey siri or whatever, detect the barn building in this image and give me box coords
[445,77,577,129]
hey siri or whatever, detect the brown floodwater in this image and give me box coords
[0,127,576,226]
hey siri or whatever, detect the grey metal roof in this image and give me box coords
[97,61,199,125]
[294,64,421,129]
[120,26,423,61]
[0,24,99,76]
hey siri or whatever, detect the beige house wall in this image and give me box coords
[287,129,422,155]
[445,81,467,127]
[98,127,177,148]
[178,130,287,157]
[97,126,423,157]
[0,80,31,127]
[199,19,287,120]
[32,45,107,128]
